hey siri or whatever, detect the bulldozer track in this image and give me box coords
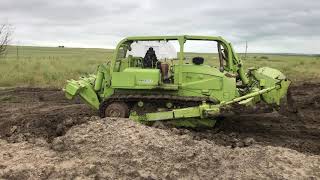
[99,94,219,118]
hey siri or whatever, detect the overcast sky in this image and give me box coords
[1,0,319,53]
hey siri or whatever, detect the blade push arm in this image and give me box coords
[130,86,277,122]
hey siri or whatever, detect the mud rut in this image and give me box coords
[0,83,319,155]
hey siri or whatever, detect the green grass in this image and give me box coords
[0,46,113,87]
[243,54,320,82]
[0,45,319,88]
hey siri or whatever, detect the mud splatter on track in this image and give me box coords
[0,84,319,179]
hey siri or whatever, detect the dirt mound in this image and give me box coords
[0,118,319,179]
[0,83,319,179]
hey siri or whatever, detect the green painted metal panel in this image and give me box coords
[111,68,160,89]
[140,106,202,121]
[182,74,222,90]
[124,68,160,86]
[146,111,174,121]
[173,107,201,118]
[111,72,135,87]
[179,64,223,90]
[179,64,224,77]
[172,64,237,102]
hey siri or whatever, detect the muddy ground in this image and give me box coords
[0,83,319,179]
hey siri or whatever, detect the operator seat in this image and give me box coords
[160,63,169,82]
[143,47,158,68]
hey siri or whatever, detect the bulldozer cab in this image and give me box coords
[110,36,247,89]
[112,40,177,88]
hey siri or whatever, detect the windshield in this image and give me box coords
[127,41,177,60]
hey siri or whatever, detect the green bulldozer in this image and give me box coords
[64,35,293,128]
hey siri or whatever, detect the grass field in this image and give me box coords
[0,46,113,87]
[0,45,319,88]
